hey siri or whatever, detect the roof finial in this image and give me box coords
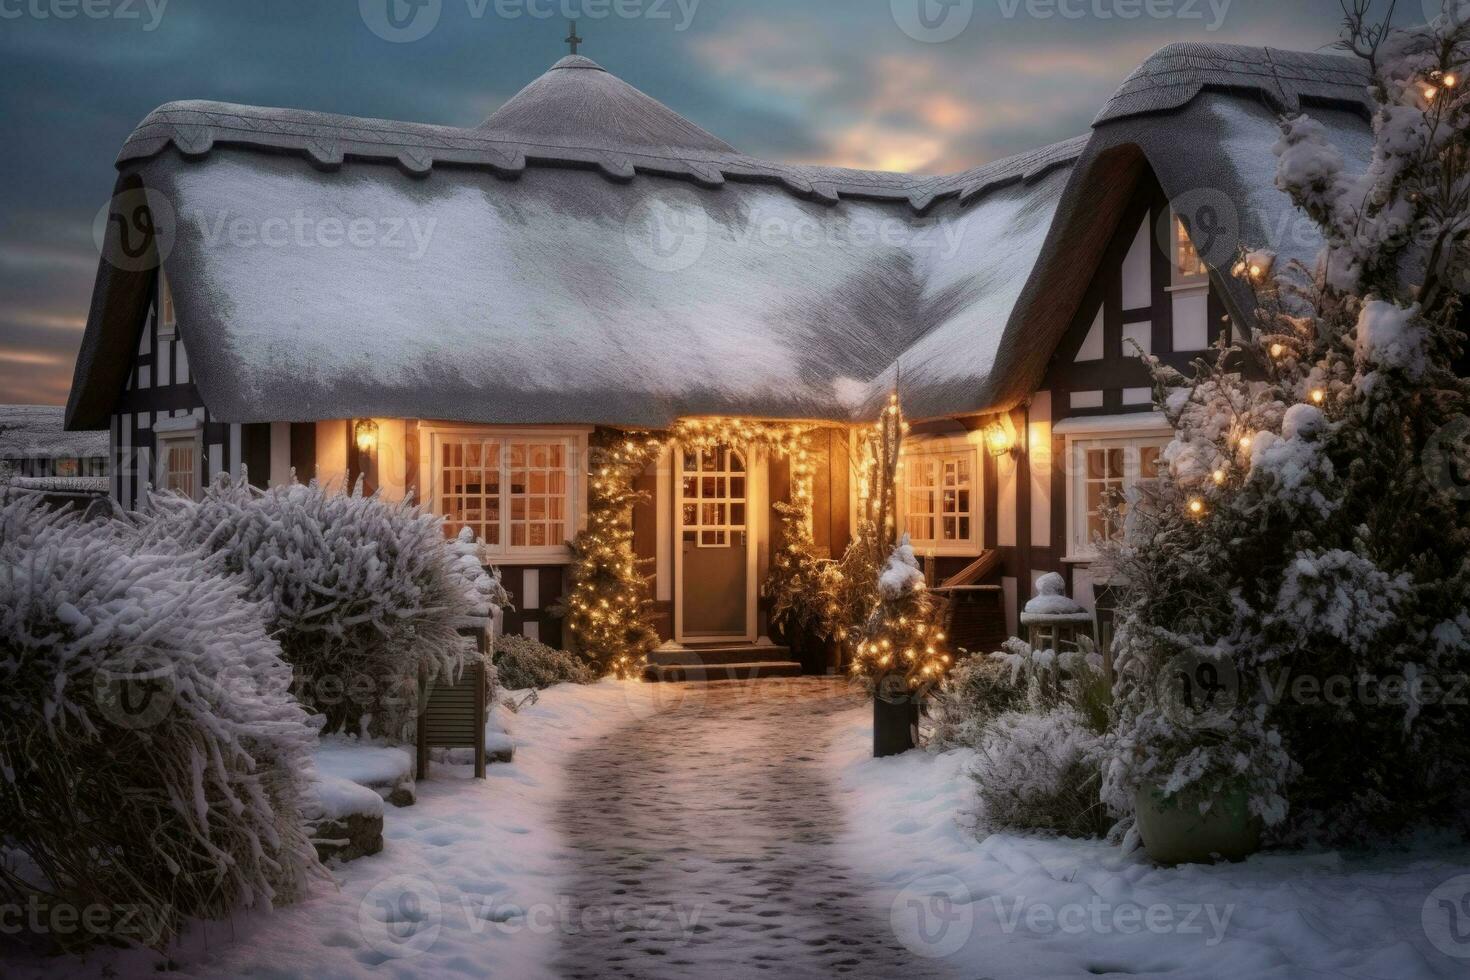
[565,19,582,56]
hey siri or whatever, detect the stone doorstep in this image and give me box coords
[647,644,793,667]
[642,660,803,682]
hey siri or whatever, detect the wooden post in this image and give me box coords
[415,665,430,781]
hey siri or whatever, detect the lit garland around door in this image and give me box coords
[669,418,829,645]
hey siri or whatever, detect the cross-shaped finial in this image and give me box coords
[565,20,582,56]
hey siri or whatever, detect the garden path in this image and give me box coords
[552,676,958,980]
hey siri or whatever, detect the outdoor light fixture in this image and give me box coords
[985,420,1018,458]
[354,418,379,455]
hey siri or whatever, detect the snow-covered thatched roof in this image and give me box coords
[1,405,107,460]
[67,44,1373,430]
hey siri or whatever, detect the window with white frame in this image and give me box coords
[1067,435,1167,557]
[900,444,979,554]
[1171,211,1210,286]
[426,428,583,558]
[156,431,199,500]
[158,268,177,340]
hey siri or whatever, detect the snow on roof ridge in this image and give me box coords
[1094,41,1370,126]
[116,97,1086,212]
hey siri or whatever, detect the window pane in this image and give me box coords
[1140,446,1161,479]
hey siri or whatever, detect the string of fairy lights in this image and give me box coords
[564,407,954,693]
[565,419,825,679]
[1185,254,1339,520]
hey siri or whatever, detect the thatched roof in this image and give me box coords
[1,405,107,460]
[67,44,1373,430]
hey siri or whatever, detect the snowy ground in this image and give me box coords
[17,680,650,980]
[830,703,1470,979]
[14,678,1470,979]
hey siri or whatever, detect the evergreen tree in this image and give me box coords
[1103,5,1470,843]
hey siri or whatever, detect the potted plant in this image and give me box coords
[1134,778,1261,865]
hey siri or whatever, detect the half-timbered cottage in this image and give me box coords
[66,43,1374,670]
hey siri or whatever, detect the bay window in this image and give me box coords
[425,427,584,560]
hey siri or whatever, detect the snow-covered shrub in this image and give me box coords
[0,495,321,950]
[926,653,1023,751]
[973,708,1111,839]
[492,633,596,690]
[447,526,511,622]
[144,475,480,738]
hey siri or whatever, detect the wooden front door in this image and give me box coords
[677,444,753,640]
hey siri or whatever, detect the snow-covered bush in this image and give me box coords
[0,495,321,950]
[926,653,1024,751]
[1105,9,1470,843]
[447,525,511,622]
[144,475,480,738]
[973,708,1110,839]
[492,633,596,690]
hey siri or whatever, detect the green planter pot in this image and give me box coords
[1134,782,1261,865]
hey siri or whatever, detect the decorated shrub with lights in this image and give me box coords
[837,395,954,756]
[1103,9,1470,844]
[850,535,953,697]
[562,431,663,678]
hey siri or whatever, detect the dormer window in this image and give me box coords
[158,268,177,340]
[1172,212,1210,287]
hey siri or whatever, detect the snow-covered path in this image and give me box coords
[553,677,954,979]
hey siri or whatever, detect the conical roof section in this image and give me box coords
[479,54,736,154]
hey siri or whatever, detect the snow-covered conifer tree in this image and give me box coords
[1104,3,1470,842]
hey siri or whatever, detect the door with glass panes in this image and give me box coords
[677,444,752,640]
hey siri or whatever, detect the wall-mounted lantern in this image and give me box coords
[984,419,1020,459]
[354,418,379,456]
